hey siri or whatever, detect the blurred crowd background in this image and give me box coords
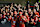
[0,0,40,6]
[0,0,40,27]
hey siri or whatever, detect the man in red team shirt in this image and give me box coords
[25,13,30,27]
[8,11,18,27]
[19,11,28,27]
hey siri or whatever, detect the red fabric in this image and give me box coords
[0,17,1,19]
[14,11,17,15]
[38,20,40,22]
[35,12,39,16]
[34,22,36,25]
[8,17,12,21]
[19,15,27,22]
[11,25,16,27]
[6,13,7,15]
[17,16,19,23]
[34,16,38,21]
[17,15,19,18]
[23,16,27,22]
[0,16,2,19]
[19,12,23,14]
[26,15,29,21]
[28,12,31,14]
[39,15,40,17]
[19,24,25,27]
[30,6,35,7]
